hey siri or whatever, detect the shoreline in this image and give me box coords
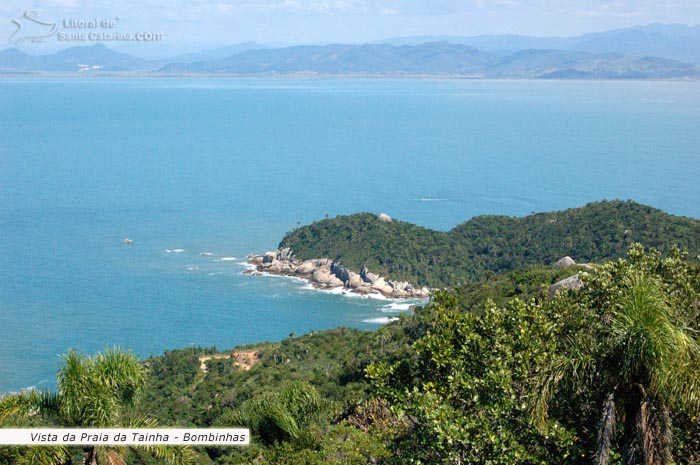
[246,248,432,300]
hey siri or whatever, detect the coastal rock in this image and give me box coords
[311,268,330,283]
[378,213,393,223]
[331,262,351,284]
[277,247,293,261]
[361,267,379,284]
[296,260,317,275]
[548,274,585,298]
[353,285,373,295]
[553,256,576,269]
[327,275,344,287]
[371,277,394,295]
[247,250,432,299]
[347,272,364,288]
[312,268,343,287]
[268,259,295,274]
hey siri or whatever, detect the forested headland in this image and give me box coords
[280,200,700,287]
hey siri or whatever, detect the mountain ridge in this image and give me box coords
[3,26,700,78]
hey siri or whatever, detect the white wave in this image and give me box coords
[381,302,413,312]
[363,317,399,324]
[327,287,347,295]
[213,257,237,262]
[208,272,223,276]
[166,249,185,253]
[416,198,448,202]
[14,379,49,394]
[239,262,258,272]
[200,252,215,257]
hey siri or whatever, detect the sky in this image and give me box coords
[1,0,700,57]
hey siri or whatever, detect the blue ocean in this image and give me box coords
[1,78,699,393]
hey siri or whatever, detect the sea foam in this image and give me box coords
[363,317,399,325]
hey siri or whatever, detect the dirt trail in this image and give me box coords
[198,350,260,373]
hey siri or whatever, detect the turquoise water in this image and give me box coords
[1,78,699,393]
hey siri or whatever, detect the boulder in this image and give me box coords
[277,247,293,261]
[312,269,332,284]
[296,260,317,275]
[268,259,295,274]
[371,278,394,295]
[548,274,585,298]
[347,272,364,289]
[326,275,344,287]
[377,213,393,223]
[361,267,379,284]
[331,262,351,284]
[553,256,576,269]
[262,253,275,264]
[353,285,373,295]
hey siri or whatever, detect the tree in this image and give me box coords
[0,348,196,465]
[216,381,324,448]
[367,291,581,465]
[532,245,700,465]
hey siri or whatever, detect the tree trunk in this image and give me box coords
[641,399,673,465]
[622,384,673,465]
[83,446,98,465]
[595,393,616,465]
[623,383,645,465]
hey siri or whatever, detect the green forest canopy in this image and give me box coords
[280,200,700,287]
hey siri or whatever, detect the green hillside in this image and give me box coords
[280,200,700,287]
[3,246,700,464]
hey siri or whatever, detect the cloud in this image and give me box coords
[278,0,362,14]
[573,0,646,18]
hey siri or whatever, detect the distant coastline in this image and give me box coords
[2,72,700,81]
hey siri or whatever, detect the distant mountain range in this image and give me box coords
[2,24,699,78]
[0,44,149,72]
[382,24,700,65]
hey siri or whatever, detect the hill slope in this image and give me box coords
[159,42,699,78]
[383,24,700,64]
[279,200,700,287]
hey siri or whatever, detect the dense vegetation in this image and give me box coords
[280,200,700,287]
[4,244,698,465]
[0,349,195,465]
[3,200,700,465]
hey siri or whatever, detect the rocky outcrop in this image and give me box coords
[553,256,576,269]
[548,274,586,298]
[247,250,431,299]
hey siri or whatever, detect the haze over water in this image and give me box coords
[1,78,699,393]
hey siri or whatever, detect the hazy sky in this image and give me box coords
[2,0,700,57]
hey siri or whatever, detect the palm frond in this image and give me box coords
[609,272,700,409]
[93,347,147,404]
[529,332,598,430]
[139,444,198,465]
[17,445,71,465]
[0,389,59,424]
